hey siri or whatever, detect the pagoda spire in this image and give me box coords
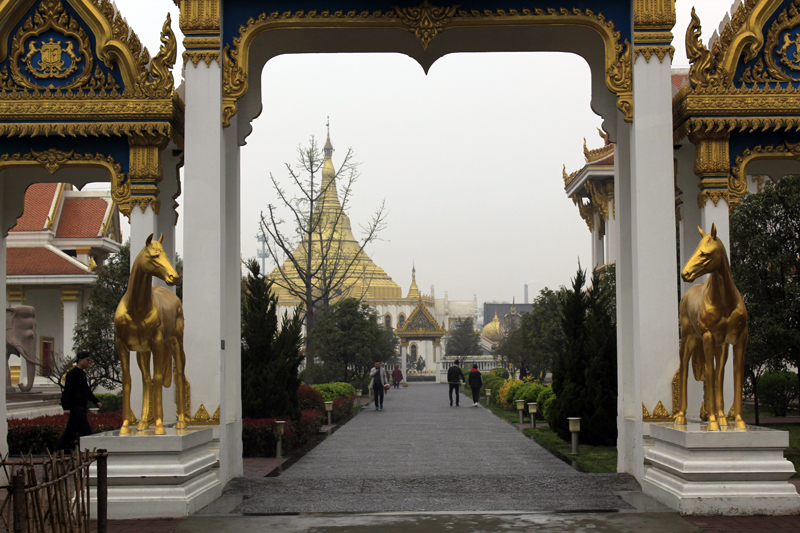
[324,116,333,159]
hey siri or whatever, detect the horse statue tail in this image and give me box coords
[691,352,705,382]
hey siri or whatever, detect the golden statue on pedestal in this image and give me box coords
[675,224,748,431]
[114,234,187,435]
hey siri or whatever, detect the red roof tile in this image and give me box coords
[672,74,688,89]
[7,247,89,276]
[55,197,108,239]
[594,152,614,166]
[10,183,58,232]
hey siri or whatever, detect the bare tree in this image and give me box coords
[260,134,387,367]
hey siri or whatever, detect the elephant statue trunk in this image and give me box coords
[6,306,38,393]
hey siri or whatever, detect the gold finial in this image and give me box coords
[583,137,590,161]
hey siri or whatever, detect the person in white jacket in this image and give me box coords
[369,361,388,410]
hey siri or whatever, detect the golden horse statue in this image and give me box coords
[675,223,748,431]
[115,234,187,435]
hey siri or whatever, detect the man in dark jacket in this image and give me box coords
[447,360,465,407]
[467,363,483,406]
[56,351,102,451]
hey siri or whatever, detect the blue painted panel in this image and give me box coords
[222,0,633,49]
[0,136,130,174]
[728,130,800,168]
[735,0,799,89]
[1,1,124,92]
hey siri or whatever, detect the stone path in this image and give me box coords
[226,383,636,514]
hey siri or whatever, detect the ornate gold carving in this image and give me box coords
[691,131,729,177]
[634,0,676,29]
[9,0,95,91]
[178,0,221,34]
[635,45,674,62]
[572,196,595,233]
[642,401,672,421]
[135,15,176,99]
[193,404,210,422]
[672,369,680,415]
[739,0,800,85]
[393,1,459,49]
[583,128,614,163]
[730,142,800,209]
[220,4,634,126]
[0,149,128,209]
[562,164,579,187]
[686,8,726,89]
[634,31,674,43]
[128,133,169,215]
[585,179,613,221]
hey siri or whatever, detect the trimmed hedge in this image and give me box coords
[490,368,510,379]
[95,393,123,413]
[8,413,123,455]
[537,387,556,420]
[757,371,800,417]
[312,382,357,402]
[242,409,324,457]
[298,384,325,411]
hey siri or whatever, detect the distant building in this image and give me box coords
[6,183,122,385]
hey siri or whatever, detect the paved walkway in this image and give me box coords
[225,383,636,514]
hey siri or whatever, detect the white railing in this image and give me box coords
[438,355,500,382]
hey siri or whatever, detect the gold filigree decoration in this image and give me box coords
[731,142,800,209]
[178,0,221,33]
[193,404,210,421]
[635,45,675,62]
[572,195,595,233]
[584,128,614,163]
[634,0,676,29]
[9,0,95,91]
[740,0,800,85]
[393,1,459,49]
[0,149,129,209]
[220,5,634,126]
[642,401,672,421]
[134,14,176,99]
[585,179,613,221]
[562,164,579,187]
[686,8,726,89]
[672,369,680,416]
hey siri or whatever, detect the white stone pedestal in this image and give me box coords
[642,422,800,515]
[83,427,221,518]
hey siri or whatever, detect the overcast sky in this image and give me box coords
[111,0,734,319]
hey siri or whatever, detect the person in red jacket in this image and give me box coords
[391,365,403,389]
[467,363,483,407]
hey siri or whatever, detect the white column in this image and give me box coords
[675,142,701,297]
[592,210,604,269]
[605,201,617,265]
[222,114,242,479]
[183,53,227,481]
[615,112,637,476]
[628,53,680,481]
[0,182,7,454]
[129,207,157,264]
[61,287,80,360]
[155,147,181,290]
[401,344,407,380]
[699,200,730,256]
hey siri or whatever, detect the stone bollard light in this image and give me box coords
[515,399,525,425]
[325,401,333,425]
[275,421,285,459]
[486,389,492,406]
[528,402,537,429]
[568,417,581,455]
[355,389,361,407]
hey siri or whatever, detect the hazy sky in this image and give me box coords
[111,0,734,317]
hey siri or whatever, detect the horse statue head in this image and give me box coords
[681,223,726,283]
[139,233,180,286]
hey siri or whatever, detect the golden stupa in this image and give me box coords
[481,311,504,343]
[268,130,402,303]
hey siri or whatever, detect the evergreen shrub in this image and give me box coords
[479,374,501,398]
[297,385,324,411]
[95,393,123,413]
[242,409,324,457]
[8,413,123,454]
[504,381,527,405]
[757,371,800,417]
[312,382,356,402]
[490,368,510,379]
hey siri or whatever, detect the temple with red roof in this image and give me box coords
[6,183,121,385]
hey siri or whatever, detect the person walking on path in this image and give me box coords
[447,359,466,407]
[467,363,483,406]
[370,361,388,410]
[391,364,403,389]
[56,351,102,451]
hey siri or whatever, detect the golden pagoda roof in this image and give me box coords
[395,297,446,339]
[406,264,421,299]
[268,130,401,303]
[481,311,503,344]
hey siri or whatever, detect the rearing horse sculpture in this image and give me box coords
[675,223,748,431]
[115,234,187,435]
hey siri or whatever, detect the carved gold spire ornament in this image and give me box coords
[218,3,634,126]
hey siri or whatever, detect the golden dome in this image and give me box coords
[481,311,503,343]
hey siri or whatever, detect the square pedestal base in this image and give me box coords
[83,427,221,519]
[642,422,800,516]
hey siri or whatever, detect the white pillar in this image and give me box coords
[155,147,181,290]
[0,184,7,454]
[628,53,681,481]
[592,210,604,269]
[401,344,407,380]
[699,201,730,255]
[129,207,157,264]
[222,114,243,479]
[615,112,637,476]
[675,142,701,297]
[183,54,228,482]
[605,200,617,265]
[60,286,80,360]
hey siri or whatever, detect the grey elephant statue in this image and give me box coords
[6,306,37,393]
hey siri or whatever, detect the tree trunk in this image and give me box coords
[754,387,760,426]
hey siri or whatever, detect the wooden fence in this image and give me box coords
[0,449,107,533]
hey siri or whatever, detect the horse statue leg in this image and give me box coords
[732,335,748,429]
[715,344,729,427]
[151,335,167,435]
[702,333,720,431]
[116,338,134,435]
[137,351,152,431]
[674,332,693,425]
[173,313,187,430]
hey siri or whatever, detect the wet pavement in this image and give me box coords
[225,383,637,514]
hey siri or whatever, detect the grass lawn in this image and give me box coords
[468,391,617,474]
[761,423,800,478]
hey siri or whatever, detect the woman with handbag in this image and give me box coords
[369,361,388,410]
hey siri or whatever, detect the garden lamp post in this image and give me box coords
[355,389,361,407]
[486,389,491,406]
[515,399,525,425]
[325,401,333,426]
[275,421,285,459]
[568,417,581,455]
[528,402,537,429]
